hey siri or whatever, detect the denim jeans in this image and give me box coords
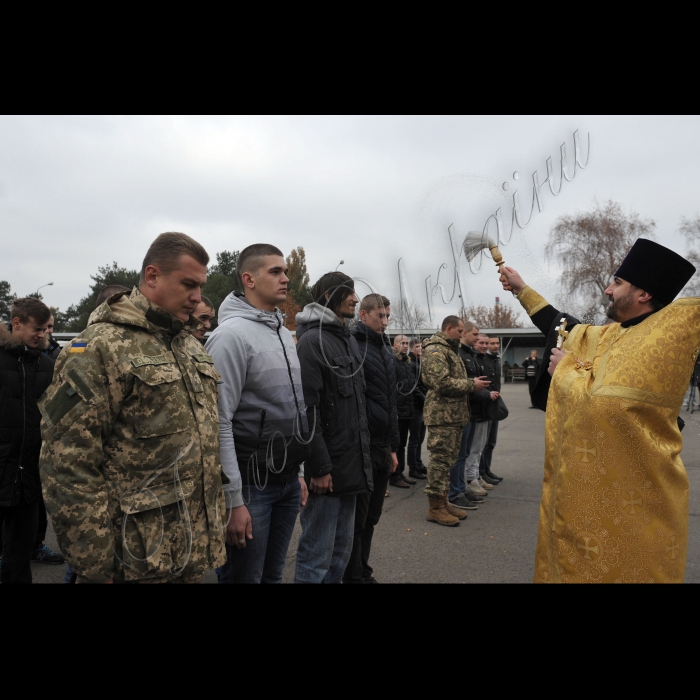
[219,479,301,584]
[294,492,357,584]
[479,420,499,474]
[465,421,489,482]
[448,422,475,499]
[343,445,392,583]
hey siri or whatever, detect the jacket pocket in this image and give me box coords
[40,368,103,439]
[127,364,187,439]
[191,361,222,407]
[118,476,196,580]
[333,355,354,397]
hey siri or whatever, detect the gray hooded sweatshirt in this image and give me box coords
[206,292,307,509]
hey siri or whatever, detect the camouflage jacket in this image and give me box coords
[39,289,227,583]
[421,331,475,426]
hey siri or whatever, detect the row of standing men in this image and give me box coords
[2,233,506,584]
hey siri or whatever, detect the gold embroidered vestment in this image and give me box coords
[518,287,700,583]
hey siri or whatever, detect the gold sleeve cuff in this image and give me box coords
[517,286,550,317]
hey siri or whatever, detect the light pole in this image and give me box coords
[36,282,54,296]
[335,260,345,271]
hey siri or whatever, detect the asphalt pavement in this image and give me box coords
[32,382,700,583]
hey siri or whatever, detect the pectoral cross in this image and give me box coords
[555,318,569,349]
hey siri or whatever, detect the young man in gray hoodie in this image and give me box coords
[206,244,309,584]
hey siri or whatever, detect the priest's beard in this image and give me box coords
[606,289,635,322]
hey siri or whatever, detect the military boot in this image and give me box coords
[427,496,460,527]
[442,495,467,520]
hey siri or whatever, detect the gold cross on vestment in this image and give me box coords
[555,318,569,348]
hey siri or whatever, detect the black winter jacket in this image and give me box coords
[458,344,491,422]
[483,352,502,392]
[0,326,54,507]
[394,352,416,420]
[295,304,372,496]
[44,336,61,361]
[409,352,428,410]
[351,323,399,450]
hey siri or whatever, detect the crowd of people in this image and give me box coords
[0,233,515,584]
[4,231,700,584]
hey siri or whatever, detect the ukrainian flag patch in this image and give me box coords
[70,342,87,354]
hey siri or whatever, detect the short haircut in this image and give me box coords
[360,294,390,313]
[409,338,422,348]
[463,321,479,333]
[311,271,355,314]
[140,232,209,285]
[12,297,51,325]
[478,333,490,339]
[198,295,214,310]
[237,244,284,288]
[394,334,408,346]
[441,315,462,332]
[96,285,131,307]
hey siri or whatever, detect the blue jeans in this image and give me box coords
[449,421,475,499]
[218,479,301,584]
[479,420,499,474]
[294,493,357,584]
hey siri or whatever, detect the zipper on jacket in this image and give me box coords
[275,319,301,416]
[14,356,27,499]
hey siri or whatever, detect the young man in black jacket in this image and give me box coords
[294,272,372,583]
[343,294,398,584]
[479,336,504,484]
[462,334,500,497]
[0,298,55,583]
[407,338,428,479]
[390,334,417,488]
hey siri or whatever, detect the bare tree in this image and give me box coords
[546,199,656,319]
[389,299,428,330]
[679,215,700,296]
[459,302,527,329]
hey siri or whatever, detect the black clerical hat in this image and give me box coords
[614,238,696,304]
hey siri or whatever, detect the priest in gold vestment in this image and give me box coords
[501,239,698,583]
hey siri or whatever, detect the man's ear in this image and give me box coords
[241,271,255,290]
[142,264,159,289]
[638,289,653,304]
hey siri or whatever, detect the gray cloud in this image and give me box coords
[1,115,699,322]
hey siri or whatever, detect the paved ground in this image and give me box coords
[32,382,700,583]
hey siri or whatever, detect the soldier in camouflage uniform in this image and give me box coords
[421,316,489,526]
[39,233,227,583]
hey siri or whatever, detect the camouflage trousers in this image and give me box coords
[424,425,464,498]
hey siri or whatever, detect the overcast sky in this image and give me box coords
[2,115,699,324]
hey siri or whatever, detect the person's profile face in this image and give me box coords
[192,304,215,340]
[361,305,390,333]
[246,255,289,308]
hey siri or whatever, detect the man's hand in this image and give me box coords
[390,452,398,473]
[225,505,253,549]
[499,265,526,294]
[548,348,567,376]
[299,477,309,509]
[474,376,491,391]
[490,391,500,401]
[310,473,333,495]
